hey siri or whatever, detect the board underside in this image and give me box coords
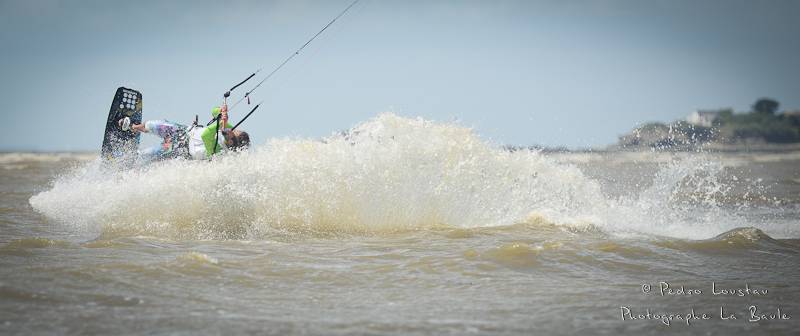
[101,87,142,163]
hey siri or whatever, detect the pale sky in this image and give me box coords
[1,0,798,151]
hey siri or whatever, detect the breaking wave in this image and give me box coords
[29,113,786,240]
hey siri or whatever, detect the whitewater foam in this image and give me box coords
[29,113,785,240]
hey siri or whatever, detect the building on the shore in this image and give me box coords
[686,109,729,127]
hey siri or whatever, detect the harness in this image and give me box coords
[157,121,194,160]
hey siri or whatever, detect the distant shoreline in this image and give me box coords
[509,142,800,154]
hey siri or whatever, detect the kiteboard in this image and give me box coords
[101,87,142,163]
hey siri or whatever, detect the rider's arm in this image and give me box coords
[201,105,233,157]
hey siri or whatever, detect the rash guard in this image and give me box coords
[200,109,232,158]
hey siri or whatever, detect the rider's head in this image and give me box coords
[224,130,250,151]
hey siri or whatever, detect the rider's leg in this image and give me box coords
[134,120,184,162]
[143,120,182,139]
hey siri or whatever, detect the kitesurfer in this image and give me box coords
[118,104,250,161]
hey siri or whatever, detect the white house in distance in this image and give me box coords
[686,109,725,127]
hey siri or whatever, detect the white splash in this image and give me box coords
[30,113,780,240]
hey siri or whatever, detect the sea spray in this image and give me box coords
[30,113,757,240]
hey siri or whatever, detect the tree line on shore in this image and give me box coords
[618,98,800,150]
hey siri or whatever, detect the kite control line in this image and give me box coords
[230,0,361,110]
[232,103,261,131]
[224,70,261,99]
[207,0,361,145]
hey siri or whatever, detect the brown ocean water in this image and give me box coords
[2,115,800,335]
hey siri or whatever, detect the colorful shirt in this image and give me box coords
[200,109,232,158]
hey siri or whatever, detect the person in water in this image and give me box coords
[119,104,250,161]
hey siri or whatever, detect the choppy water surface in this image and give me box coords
[3,114,800,335]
